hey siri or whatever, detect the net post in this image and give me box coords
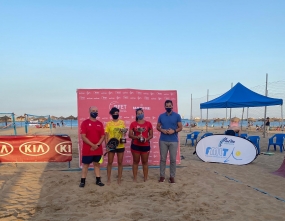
[12,113,17,135]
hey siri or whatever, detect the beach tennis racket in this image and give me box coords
[103,138,119,156]
[260,152,275,156]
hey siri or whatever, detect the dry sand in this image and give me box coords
[1,126,285,221]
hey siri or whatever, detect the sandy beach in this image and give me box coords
[1,126,285,221]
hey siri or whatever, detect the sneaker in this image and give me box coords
[158,177,165,183]
[79,182,85,187]
[168,177,175,184]
[96,181,105,187]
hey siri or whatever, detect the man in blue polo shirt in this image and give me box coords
[156,100,182,184]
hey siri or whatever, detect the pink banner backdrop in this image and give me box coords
[77,89,180,167]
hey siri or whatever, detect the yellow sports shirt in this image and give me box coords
[105,120,125,148]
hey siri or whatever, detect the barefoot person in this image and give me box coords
[79,106,105,188]
[156,100,182,184]
[105,107,126,185]
[128,108,153,182]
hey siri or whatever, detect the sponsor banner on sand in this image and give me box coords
[0,135,72,163]
[196,135,257,165]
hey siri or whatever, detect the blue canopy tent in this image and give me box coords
[200,82,284,133]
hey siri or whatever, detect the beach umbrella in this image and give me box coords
[213,118,221,126]
[50,116,58,120]
[247,117,256,122]
[16,115,25,121]
[65,115,76,128]
[16,115,25,127]
[0,115,11,126]
[213,118,220,123]
[0,115,11,121]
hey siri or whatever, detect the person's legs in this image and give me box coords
[159,141,169,180]
[169,142,178,179]
[81,163,89,178]
[117,151,124,185]
[93,160,104,186]
[107,152,115,185]
[141,152,149,182]
[80,156,93,187]
[93,162,101,177]
[131,151,141,182]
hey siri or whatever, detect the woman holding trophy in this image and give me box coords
[128,108,153,182]
[105,107,128,185]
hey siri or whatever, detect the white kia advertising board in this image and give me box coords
[196,135,258,165]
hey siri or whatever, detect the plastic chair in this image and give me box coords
[247,136,260,155]
[185,131,200,146]
[200,132,213,139]
[267,134,285,153]
[240,133,248,139]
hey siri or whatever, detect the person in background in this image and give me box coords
[265,117,270,136]
[228,117,241,136]
[156,100,182,184]
[105,107,126,185]
[128,108,153,182]
[79,106,105,188]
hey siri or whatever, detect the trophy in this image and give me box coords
[119,128,128,143]
[137,128,146,142]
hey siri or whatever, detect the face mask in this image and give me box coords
[165,108,172,113]
[90,112,98,118]
[112,114,119,120]
[137,114,144,120]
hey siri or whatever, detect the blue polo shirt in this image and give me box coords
[158,111,181,142]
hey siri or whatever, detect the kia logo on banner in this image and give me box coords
[55,141,72,156]
[0,142,14,156]
[19,141,50,156]
[196,135,257,165]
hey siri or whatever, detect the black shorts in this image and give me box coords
[114,148,125,153]
[82,155,102,164]
[131,144,150,154]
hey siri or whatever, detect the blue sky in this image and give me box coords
[0,0,284,118]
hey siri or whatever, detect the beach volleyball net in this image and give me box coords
[0,112,17,135]
[24,114,52,134]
